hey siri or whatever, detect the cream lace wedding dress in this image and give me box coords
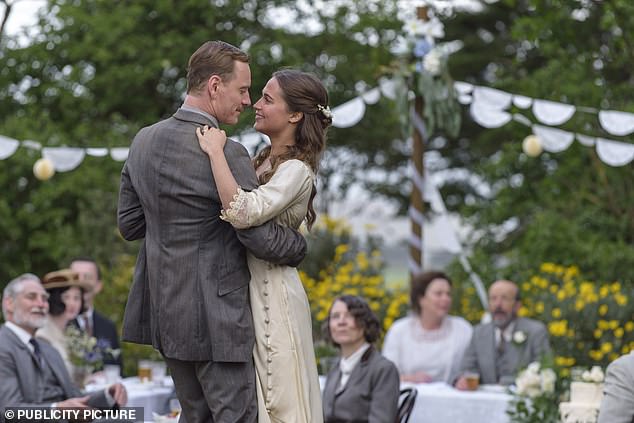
[222,159,323,423]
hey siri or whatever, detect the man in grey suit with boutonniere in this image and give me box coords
[0,274,127,422]
[455,280,551,388]
[598,352,634,423]
[117,40,307,423]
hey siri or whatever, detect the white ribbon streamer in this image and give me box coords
[42,147,86,172]
[598,110,634,136]
[532,99,576,126]
[458,94,472,105]
[532,125,575,153]
[379,77,397,100]
[361,88,381,105]
[0,136,20,159]
[470,101,511,128]
[408,205,425,227]
[512,95,532,109]
[472,86,512,110]
[86,148,109,157]
[595,138,634,167]
[575,134,596,147]
[110,147,129,161]
[331,97,366,128]
[454,81,474,95]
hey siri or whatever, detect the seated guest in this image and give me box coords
[455,279,551,388]
[383,271,473,383]
[598,351,634,423]
[70,257,122,368]
[36,268,90,374]
[0,273,126,415]
[322,295,399,423]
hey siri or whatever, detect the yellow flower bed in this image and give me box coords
[513,263,633,372]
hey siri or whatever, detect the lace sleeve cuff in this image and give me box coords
[220,186,251,229]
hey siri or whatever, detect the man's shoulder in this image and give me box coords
[517,317,547,333]
[608,352,634,375]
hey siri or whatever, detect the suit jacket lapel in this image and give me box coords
[483,324,497,382]
[2,327,42,401]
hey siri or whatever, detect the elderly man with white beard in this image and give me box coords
[0,273,127,422]
[454,280,552,388]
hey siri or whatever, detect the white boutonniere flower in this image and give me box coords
[512,330,527,345]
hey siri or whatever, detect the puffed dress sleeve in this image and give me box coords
[221,159,313,229]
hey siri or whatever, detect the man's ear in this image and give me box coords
[289,111,303,123]
[3,297,13,316]
[207,75,222,97]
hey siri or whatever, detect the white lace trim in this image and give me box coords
[220,186,250,228]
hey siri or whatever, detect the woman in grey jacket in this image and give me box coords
[322,295,400,423]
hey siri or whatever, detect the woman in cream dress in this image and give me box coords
[196,69,330,423]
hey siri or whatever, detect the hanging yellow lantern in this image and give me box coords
[522,134,542,157]
[33,158,55,180]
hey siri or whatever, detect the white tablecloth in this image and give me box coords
[123,377,174,419]
[408,382,512,423]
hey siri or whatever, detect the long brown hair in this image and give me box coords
[253,69,331,230]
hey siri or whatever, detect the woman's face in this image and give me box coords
[418,278,452,320]
[253,77,295,137]
[60,286,82,322]
[329,300,365,347]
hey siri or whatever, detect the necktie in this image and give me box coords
[84,315,93,337]
[29,338,42,366]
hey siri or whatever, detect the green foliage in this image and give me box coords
[439,0,634,285]
[299,216,409,346]
[0,0,409,289]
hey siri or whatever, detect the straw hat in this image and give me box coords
[42,268,93,291]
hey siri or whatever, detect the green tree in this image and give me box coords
[438,0,634,284]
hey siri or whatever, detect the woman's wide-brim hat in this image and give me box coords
[42,268,92,291]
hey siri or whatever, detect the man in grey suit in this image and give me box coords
[0,274,127,422]
[598,352,634,423]
[117,41,307,423]
[455,280,551,388]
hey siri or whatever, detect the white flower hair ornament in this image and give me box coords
[317,104,333,119]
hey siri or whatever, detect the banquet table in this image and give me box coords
[318,377,512,423]
[123,377,174,419]
[408,382,512,423]
[86,376,174,421]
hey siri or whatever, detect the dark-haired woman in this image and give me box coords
[322,295,400,423]
[382,271,473,384]
[36,269,89,374]
[196,69,329,423]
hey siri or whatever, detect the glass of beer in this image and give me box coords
[138,360,153,383]
[464,372,480,390]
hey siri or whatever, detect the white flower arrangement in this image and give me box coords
[512,330,527,345]
[581,366,605,383]
[422,49,442,76]
[402,16,445,42]
[515,361,557,398]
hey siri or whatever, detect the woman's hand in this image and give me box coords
[196,125,226,155]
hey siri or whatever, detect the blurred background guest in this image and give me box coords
[383,271,473,384]
[70,257,122,369]
[455,279,551,388]
[36,269,89,374]
[322,295,399,423]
